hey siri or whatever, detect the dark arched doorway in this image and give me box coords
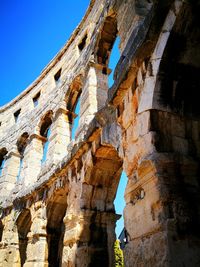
[46,187,68,267]
[16,209,32,266]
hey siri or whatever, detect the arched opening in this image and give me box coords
[41,127,51,163]
[79,144,128,266]
[40,111,53,163]
[16,132,29,180]
[96,14,121,89]
[108,36,121,88]
[46,187,68,267]
[71,96,81,140]
[150,4,200,262]
[96,15,118,68]
[0,148,8,176]
[66,76,82,140]
[156,3,200,118]
[16,209,32,266]
[151,1,200,230]
[114,171,128,244]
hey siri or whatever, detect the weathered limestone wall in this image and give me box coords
[0,0,200,266]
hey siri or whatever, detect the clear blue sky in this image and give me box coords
[0,0,90,106]
[0,0,125,238]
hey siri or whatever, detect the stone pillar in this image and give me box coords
[0,147,20,200]
[0,210,21,267]
[20,134,45,186]
[123,159,167,267]
[79,64,108,130]
[62,210,118,267]
[24,203,48,267]
[46,108,71,164]
[106,213,120,266]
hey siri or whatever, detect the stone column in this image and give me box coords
[123,159,167,267]
[46,107,72,164]
[62,210,118,267]
[79,64,108,130]
[106,213,120,266]
[24,203,48,267]
[0,210,21,267]
[0,147,21,200]
[20,134,46,186]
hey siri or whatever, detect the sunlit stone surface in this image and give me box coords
[0,0,200,266]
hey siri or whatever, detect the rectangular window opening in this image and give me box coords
[54,68,62,82]
[78,34,87,52]
[33,92,41,107]
[14,109,21,123]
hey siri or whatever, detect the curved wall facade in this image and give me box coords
[0,0,200,266]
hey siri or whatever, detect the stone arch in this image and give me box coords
[139,1,200,117]
[95,13,118,70]
[0,145,20,197]
[65,75,83,138]
[16,132,29,181]
[84,146,123,211]
[65,76,83,120]
[16,209,32,266]
[93,13,121,108]
[46,186,68,267]
[39,111,53,138]
[38,111,53,163]
[154,3,200,118]
[79,141,126,266]
[16,132,29,155]
[135,3,200,265]
[149,1,200,253]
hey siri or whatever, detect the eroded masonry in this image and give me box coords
[0,0,200,266]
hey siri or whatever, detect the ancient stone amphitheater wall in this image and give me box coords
[0,0,200,266]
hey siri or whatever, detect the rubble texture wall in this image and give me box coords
[0,0,200,266]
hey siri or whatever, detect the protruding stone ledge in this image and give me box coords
[29,134,47,143]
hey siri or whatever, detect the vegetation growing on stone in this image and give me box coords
[114,240,124,267]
